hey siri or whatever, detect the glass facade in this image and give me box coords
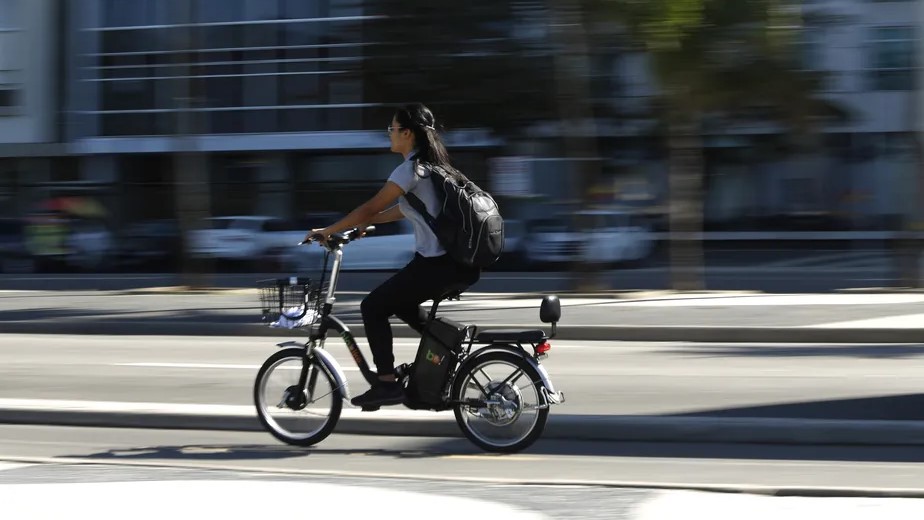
[80,0,374,137]
[867,26,916,91]
[0,0,21,111]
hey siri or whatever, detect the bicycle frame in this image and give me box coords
[293,245,380,397]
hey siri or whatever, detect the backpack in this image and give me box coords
[404,159,504,268]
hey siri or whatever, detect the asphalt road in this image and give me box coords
[3,424,924,494]
[3,334,924,421]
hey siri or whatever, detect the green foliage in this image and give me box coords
[588,0,847,131]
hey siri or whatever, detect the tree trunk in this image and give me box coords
[546,0,606,292]
[894,81,924,288]
[896,131,924,288]
[171,1,211,289]
[667,118,706,291]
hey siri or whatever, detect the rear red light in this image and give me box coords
[536,341,551,354]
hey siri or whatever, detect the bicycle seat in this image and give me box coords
[437,284,467,302]
[475,329,546,344]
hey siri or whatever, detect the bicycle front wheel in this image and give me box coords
[254,346,342,447]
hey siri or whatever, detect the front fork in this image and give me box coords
[290,315,380,405]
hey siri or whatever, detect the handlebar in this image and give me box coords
[299,225,376,248]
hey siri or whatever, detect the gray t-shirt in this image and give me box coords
[387,154,446,257]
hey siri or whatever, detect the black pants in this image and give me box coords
[361,253,479,376]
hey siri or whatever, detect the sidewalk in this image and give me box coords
[2,288,924,342]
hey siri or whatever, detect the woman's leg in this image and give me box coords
[360,255,432,377]
[360,254,478,377]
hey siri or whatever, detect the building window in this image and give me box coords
[799,29,823,72]
[103,0,171,28]
[0,0,19,30]
[867,26,916,91]
[86,0,368,136]
[0,87,18,111]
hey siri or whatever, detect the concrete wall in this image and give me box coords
[0,0,58,144]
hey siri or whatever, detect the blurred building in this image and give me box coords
[0,0,920,235]
[606,0,922,232]
[0,0,67,217]
[62,0,495,223]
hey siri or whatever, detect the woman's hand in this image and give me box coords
[303,228,330,245]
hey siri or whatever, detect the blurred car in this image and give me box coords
[189,216,303,261]
[522,218,582,267]
[189,212,347,263]
[117,219,182,271]
[488,219,529,271]
[576,209,654,266]
[65,218,115,271]
[283,220,415,272]
[519,209,655,268]
[17,197,117,272]
[0,217,34,274]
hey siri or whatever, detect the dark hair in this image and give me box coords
[393,103,463,179]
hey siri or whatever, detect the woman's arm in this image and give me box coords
[368,205,404,225]
[305,181,404,241]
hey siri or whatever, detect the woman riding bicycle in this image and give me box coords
[305,103,480,409]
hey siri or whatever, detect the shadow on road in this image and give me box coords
[66,442,480,462]
[64,432,924,467]
[661,344,924,360]
[667,393,924,421]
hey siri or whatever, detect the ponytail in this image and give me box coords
[393,103,464,181]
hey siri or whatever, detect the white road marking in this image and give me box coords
[113,362,360,372]
[0,480,546,520]
[611,293,924,307]
[0,462,31,472]
[633,489,924,520]
[807,313,924,329]
[441,293,924,309]
[439,298,611,309]
[0,398,451,420]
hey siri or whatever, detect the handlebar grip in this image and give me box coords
[299,232,326,245]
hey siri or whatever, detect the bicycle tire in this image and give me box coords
[451,350,549,453]
[254,346,342,447]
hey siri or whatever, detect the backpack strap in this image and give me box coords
[404,157,439,235]
[404,192,438,235]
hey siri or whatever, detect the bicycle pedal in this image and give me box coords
[360,405,380,412]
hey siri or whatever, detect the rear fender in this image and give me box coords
[460,344,558,398]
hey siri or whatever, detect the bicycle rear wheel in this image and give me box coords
[254,346,342,447]
[451,351,549,453]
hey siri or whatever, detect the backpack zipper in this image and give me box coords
[470,217,488,262]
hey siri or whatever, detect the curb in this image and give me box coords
[4,404,924,446]
[2,320,924,343]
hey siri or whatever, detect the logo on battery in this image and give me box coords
[426,350,443,365]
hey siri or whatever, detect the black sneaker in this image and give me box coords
[350,382,404,408]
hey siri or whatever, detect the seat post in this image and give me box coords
[426,299,441,322]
